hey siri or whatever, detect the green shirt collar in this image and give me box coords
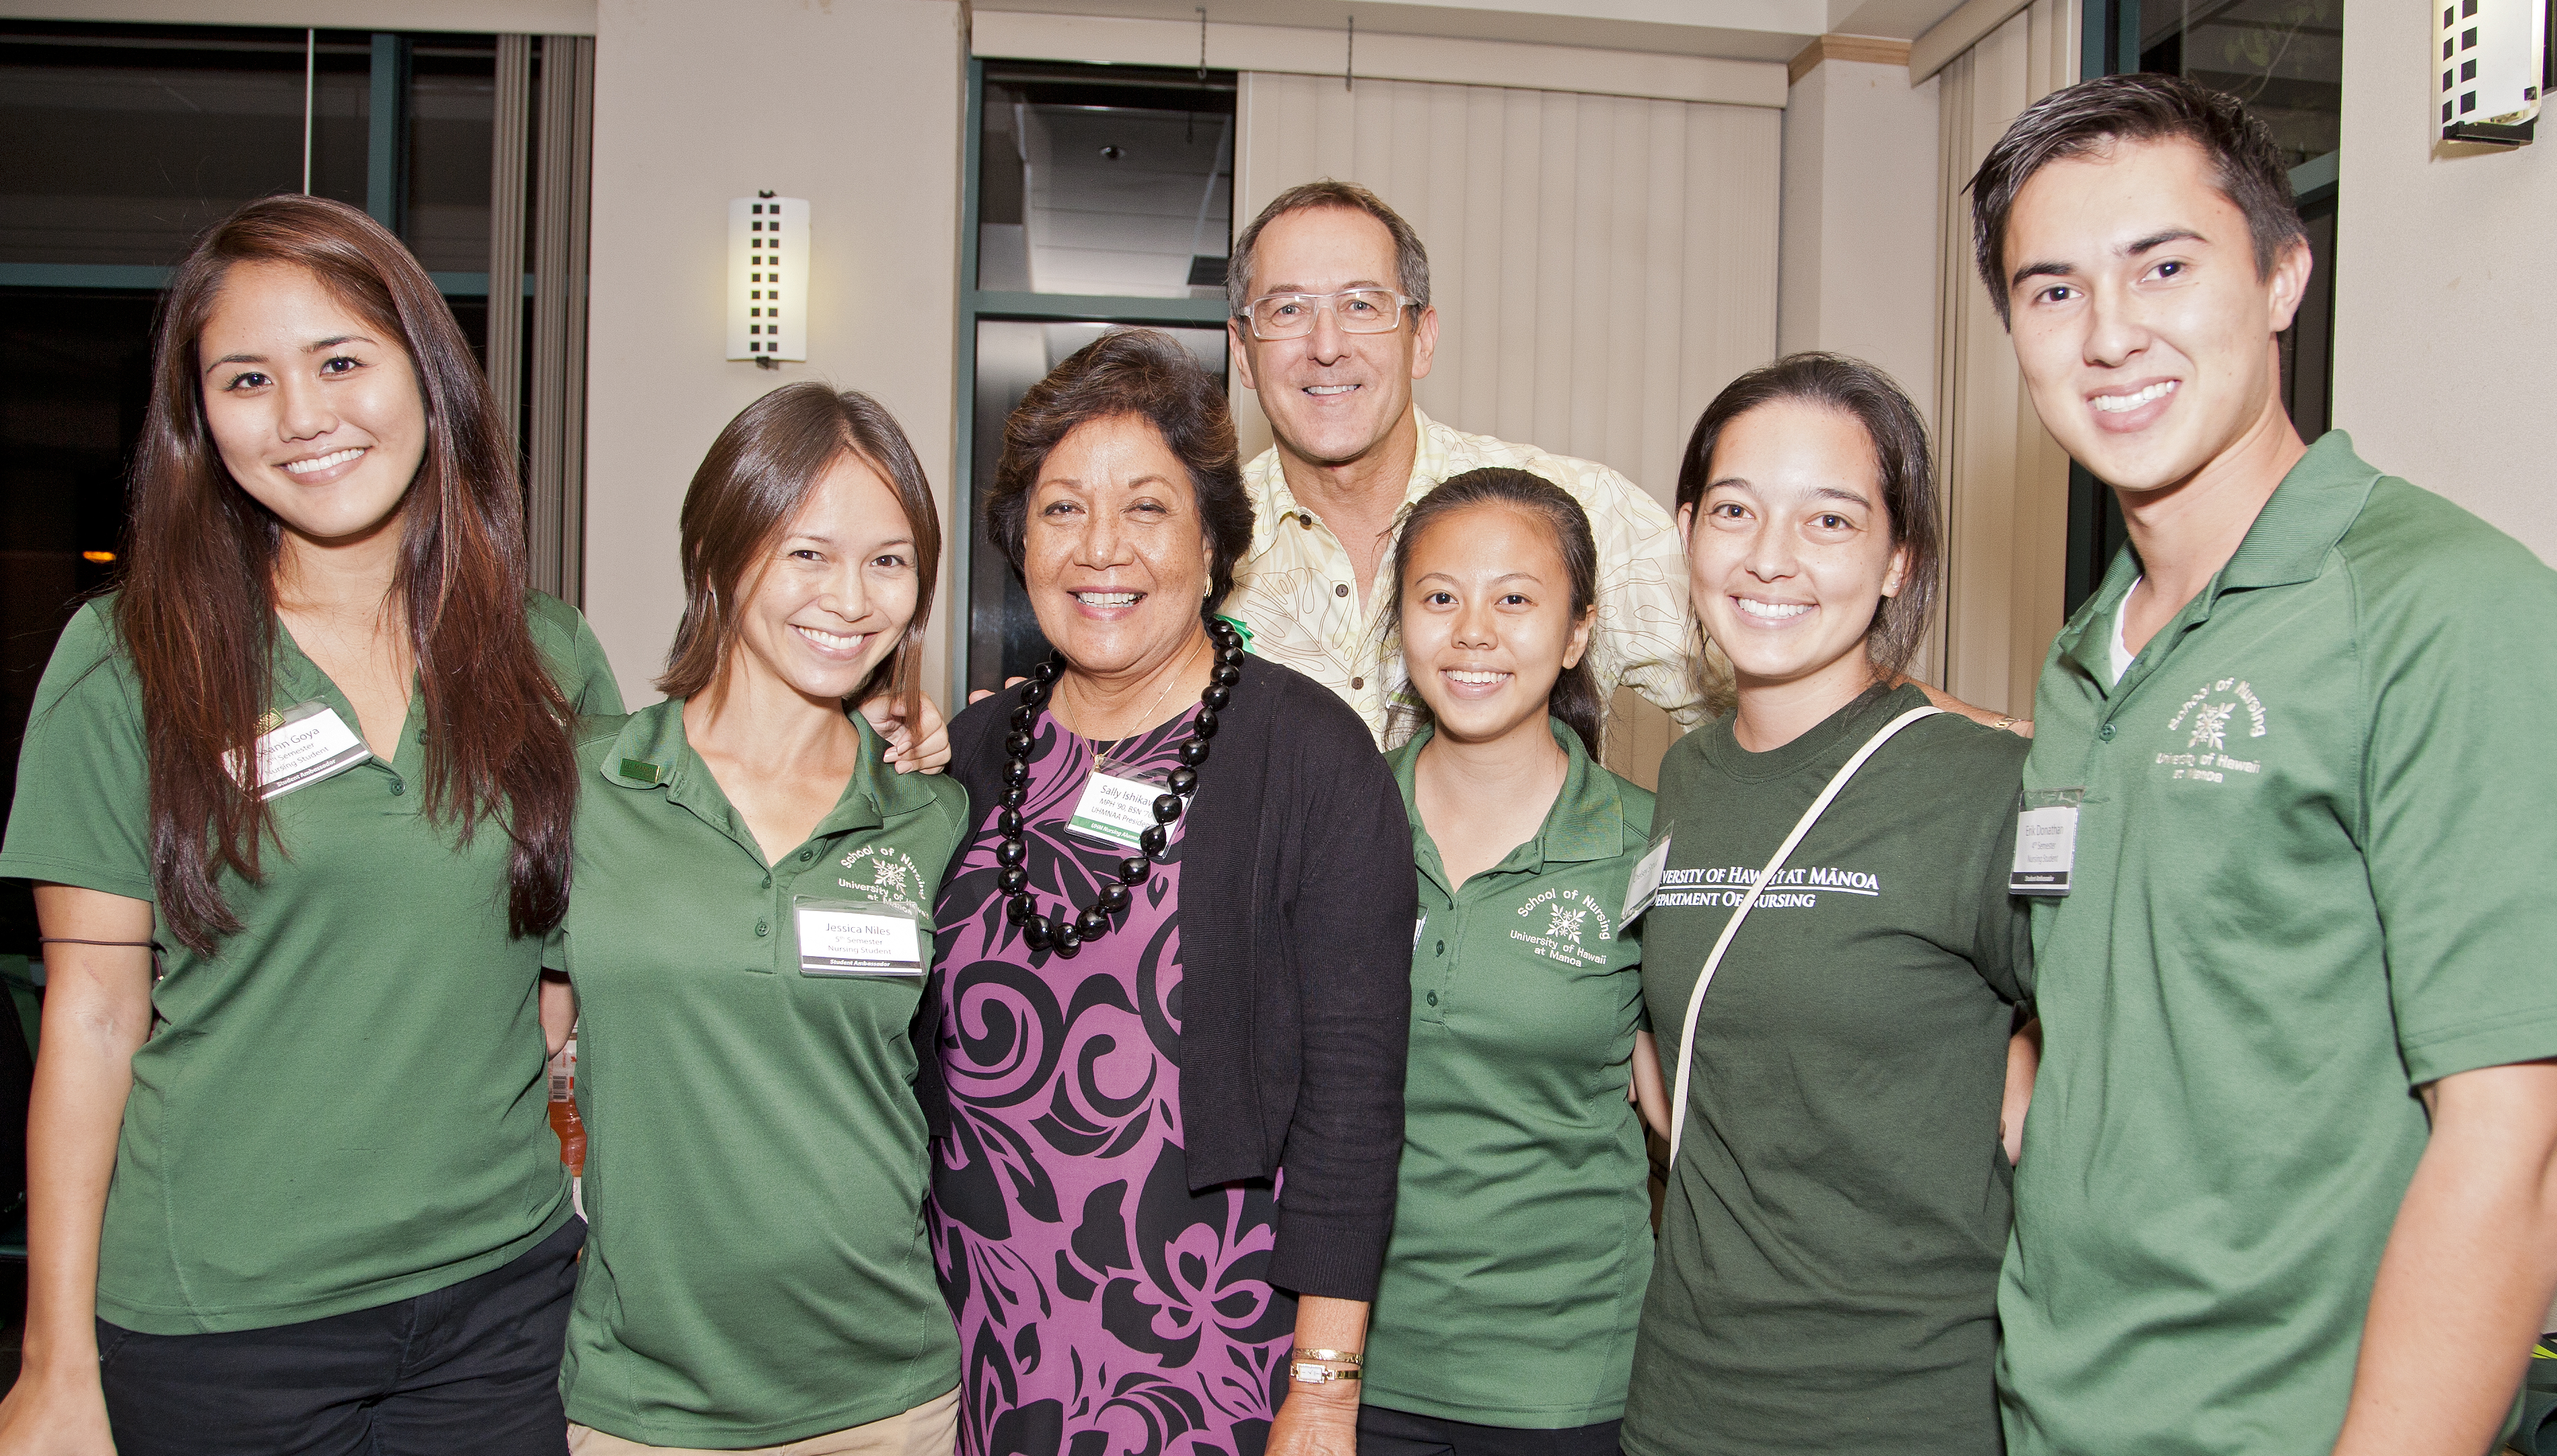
[1388,716,1626,893]
[2054,431,2380,686]
[600,698,933,859]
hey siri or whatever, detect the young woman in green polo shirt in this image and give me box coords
[0,196,622,1455]
[544,384,970,1455]
[1361,468,1665,1456]
[1619,354,2033,1456]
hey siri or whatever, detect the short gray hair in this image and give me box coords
[1227,180,1431,318]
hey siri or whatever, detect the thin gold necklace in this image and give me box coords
[1058,632,1207,748]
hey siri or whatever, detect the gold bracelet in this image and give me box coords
[1287,1348,1362,1365]
[1289,1361,1363,1385]
[1992,715,2017,732]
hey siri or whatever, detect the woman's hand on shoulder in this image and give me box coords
[1900,677,2031,737]
[860,692,952,774]
[0,1366,118,1456]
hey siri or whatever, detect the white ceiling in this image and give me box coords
[972,0,1974,64]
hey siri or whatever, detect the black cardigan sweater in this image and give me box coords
[917,653,1415,1301]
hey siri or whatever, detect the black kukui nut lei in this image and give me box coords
[1002,621,1244,959]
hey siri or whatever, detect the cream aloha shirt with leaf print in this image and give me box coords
[1219,407,1718,748]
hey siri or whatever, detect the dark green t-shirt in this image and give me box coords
[1365,719,1655,1428]
[1622,684,2029,1456]
[548,700,968,1447]
[0,594,622,1335]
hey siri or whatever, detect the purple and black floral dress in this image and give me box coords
[927,707,1295,1456]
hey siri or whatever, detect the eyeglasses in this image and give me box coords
[1237,289,1418,340]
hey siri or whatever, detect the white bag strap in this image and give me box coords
[1666,705,1942,1163]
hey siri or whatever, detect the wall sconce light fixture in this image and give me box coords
[2437,0,2544,145]
[730,192,808,367]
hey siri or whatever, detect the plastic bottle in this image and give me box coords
[547,1037,586,1177]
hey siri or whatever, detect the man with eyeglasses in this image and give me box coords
[1219,181,1710,746]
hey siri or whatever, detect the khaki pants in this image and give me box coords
[568,1386,960,1456]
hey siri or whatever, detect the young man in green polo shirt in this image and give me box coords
[1978,74,2557,1456]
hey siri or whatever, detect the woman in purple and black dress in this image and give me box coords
[917,329,1414,1456]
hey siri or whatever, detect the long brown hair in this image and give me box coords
[656,382,942,732]
[120,194,579,954]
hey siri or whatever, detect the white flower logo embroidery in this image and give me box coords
[867,859,912,897]
[1546,905,1589,942]
[2188,700,2235,754]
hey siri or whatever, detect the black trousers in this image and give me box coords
[1357,1402,1625,1456]
[100,1214,584,1456]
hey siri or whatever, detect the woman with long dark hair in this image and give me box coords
[0,195,620,1455]
[1356,468,1664,1456]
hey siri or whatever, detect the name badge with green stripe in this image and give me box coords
[1069,762,1173,849]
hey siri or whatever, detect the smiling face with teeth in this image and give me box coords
[1024,413,1217,692]
[1229,207,1439,476]
[1680,400,1910,743]
[2002,137,2311,500]
[726,450,919,708]
[1399,503,1593,753]
[198,261,429,555]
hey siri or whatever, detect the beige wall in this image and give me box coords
[1233,71,1782,513]
[2330,0,2556,566]
[1777,56,1941,422]
[1928,0,2074,716]
[582,0,968,702]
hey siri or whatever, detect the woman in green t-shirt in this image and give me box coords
[0,196,623,1455]
[1619,353,2036,1456]
[1361,468,1666,1456]
[545,384,970,1455]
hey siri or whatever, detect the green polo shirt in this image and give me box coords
[0,593,620,1335]
[1998,433,2557,1456]
[1363,719,1655,1428]
[549,698,968,1448]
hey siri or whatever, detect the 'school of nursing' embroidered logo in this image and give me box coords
[2159,676,2269,785]
[1511,887,1613,968]
[838,845,924,902]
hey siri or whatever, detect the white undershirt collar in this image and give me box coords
[2110,577,2144,685]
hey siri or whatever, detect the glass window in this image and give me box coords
[404,37,497,274]
[2140,0,2342,168]
[967,322,1229,690]
[0,24,369,266]
[978,63,1234,299]
[0,286,156,951]
[0,22,567,958]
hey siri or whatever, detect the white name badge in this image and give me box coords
[225,701,371,800]
[1620,828,1674,923]
[2011,789,2085,896]
[795,898,927,976]
[1067,765,1172,850]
